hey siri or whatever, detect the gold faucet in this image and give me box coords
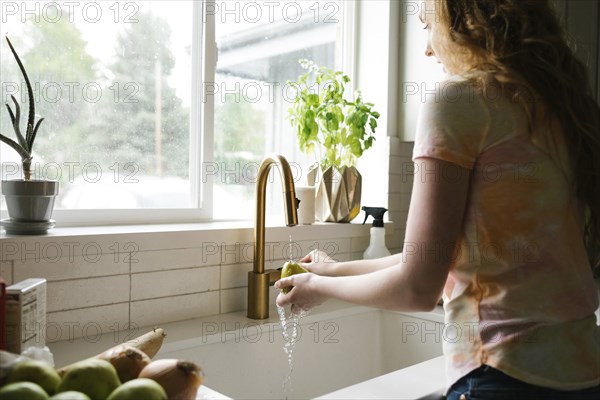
[247,153,298,319]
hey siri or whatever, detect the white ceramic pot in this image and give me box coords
[2,179,58,221]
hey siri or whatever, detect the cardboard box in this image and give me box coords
[6,278,47,353]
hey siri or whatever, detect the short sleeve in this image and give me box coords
[412,79,490,169]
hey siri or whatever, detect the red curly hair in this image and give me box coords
[433,0,600,272]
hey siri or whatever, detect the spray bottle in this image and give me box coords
[362,206,391,259]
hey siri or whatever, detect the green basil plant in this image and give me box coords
[287,59,380,170]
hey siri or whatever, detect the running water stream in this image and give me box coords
[276,235,310,397]
[277,304,310,397]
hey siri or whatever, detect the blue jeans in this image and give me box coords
[446,365,600,400]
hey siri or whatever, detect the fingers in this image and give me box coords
[291,303,310,314]
[276,291,289,307]
[275,276,298,307]
[299,250,320,271]
[274,276,293,291]
[298,250,314,263]
[276,287,295,307]
[300,260,314,272]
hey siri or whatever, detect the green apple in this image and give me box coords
[50,391,92,400]
[106,378,167,400]
[0,382,49,399]
[280,261,308,293]
[6,359,61,395]
[56,359,120,400]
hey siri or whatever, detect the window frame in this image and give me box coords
[1,1,213,226]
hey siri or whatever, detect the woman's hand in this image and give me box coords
[298,249,338,276]
[275,273,328,311]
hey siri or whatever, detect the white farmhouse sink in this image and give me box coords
[156,302,445,399]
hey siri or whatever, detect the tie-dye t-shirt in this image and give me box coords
[413,75,600,391]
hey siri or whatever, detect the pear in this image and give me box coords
[280,261,309,293]
[0,381,49,399]
[6,359,61,395]
[57,359,120,400]
[50,391,92,400]
[106,378,167,400]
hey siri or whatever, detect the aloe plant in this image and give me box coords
[0,36,45,181]
[288,59,379,170]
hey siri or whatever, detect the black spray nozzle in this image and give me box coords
[362,206,388,227]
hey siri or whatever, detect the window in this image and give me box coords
[212,0,345,220]
[0,0,347,224]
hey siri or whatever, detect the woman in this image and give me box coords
[275,0,600,398]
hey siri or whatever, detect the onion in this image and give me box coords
[139,359,204,400]
[98,345,151,382]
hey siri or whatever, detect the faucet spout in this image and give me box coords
[248,153,298,319]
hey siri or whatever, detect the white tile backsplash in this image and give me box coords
[388,173,404,195]
[14,254,128,282]
[388,193,412,214]
[0,235,130,263]
[220,242,254,265]
[346,252,365,262]
[0,261,13,284]
[132,247,220,274]
[220,263,253,289]
[3,226,377,332]
[47,276,130,313]
[130,291,220,327]
[389,157,414,179]
[351,236,370,254]
[264,259,286,271]
[388,139,414,254]
[266,238,353,263]
[220,287,247,314]
[388,229,405,250]
[131,266,220,301]
[46,303,129,343]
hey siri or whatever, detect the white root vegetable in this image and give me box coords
[58,328,166,377]
[122,328,166,359]
[139,359,204,400]
[98,345,151,382]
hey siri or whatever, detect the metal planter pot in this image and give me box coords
[308,164,361,223]
[1,180,59,234]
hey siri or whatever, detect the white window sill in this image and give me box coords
[0,219,380,239]
[0,220,393,262]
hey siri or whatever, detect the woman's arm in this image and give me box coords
[299,249,404,276]
[276,158,470,312]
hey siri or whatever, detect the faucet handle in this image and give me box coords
[267,268,282,285]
